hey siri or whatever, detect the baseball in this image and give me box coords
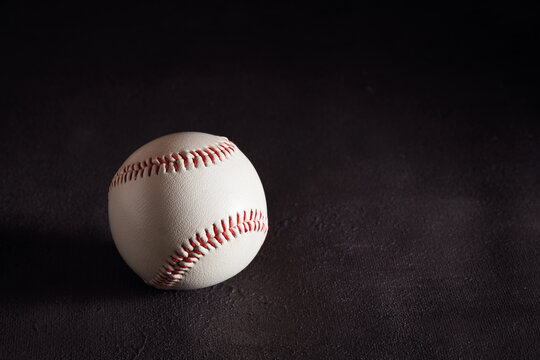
[108,132,268,290]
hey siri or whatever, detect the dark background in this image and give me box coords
[1,3,540,359]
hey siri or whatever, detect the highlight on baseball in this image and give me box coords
[108,132,268,290]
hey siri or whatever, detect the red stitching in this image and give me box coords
[179,153,188,168]
[108,138,237,192]
[196,234,208,250]
[208,146,222,161]
[148,209,268,289]
[196,150,208,166]
[190,151,198,167]
[204,150,215,164]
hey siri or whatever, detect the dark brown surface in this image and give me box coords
[1,4,540,359]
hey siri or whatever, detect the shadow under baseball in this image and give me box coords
[0,227,155,303]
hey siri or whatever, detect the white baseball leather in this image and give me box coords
[108,132,268,290]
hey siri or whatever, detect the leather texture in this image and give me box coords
[108,132,268,290]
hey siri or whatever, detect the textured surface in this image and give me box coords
[1,4,540,359]
[108,132,268,289]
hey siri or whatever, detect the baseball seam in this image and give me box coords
[148,209,268,289]
[108,138,237,192]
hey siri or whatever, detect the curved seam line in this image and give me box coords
[108,138,237,192]
[148,209,268,289]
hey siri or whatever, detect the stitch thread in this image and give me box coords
[108,138,237,192]
[148,209,268,289]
